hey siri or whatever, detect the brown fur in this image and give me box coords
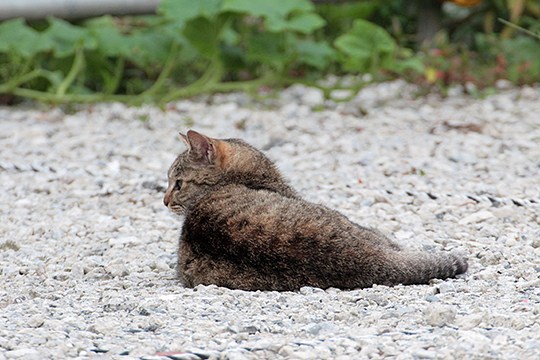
[164,130,467,291]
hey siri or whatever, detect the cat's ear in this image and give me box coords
[186,130,216,164]
[179,132,190,149]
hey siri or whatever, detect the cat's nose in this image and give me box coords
[163,191,172,207]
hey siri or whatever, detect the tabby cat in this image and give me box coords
[163,130,467,291]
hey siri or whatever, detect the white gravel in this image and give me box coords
[1,81,539,359]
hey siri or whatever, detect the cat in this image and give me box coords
[163,130,468,291]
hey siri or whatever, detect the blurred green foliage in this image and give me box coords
[0,0,538,105]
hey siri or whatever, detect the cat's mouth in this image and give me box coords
[169,205,186,215]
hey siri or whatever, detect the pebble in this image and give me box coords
[411,348,437,359]
[165,354,201,360]
[5,349,41,360]
[458,210,495,225]
[1,82,539,359]
[456,313,484,330]
[70,263,85,279]
[26,315,44,328]
[436,283,456,294]
[424,304,457,327]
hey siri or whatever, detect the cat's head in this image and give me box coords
[164,130,295,215]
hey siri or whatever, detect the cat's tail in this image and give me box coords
[375,250,468,287]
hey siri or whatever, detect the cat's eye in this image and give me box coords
[173,180,182,191]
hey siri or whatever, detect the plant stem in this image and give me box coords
[213,77,273,92]
[56,47,85,97]
[140,42,179,98]
[162,58,224,102]
[281,77,367,101]
[0,68,60,93]
[104,57,125,95]
[11,87,138,104]
[498,18,540,40]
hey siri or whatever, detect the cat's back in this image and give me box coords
[186,184,303,232]
[183,184,378,262]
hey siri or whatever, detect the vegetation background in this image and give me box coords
[0,0,539,105]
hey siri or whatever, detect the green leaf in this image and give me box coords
[86,16,179,67]
[126,30,172,68]
[45,18,97,57]
[220,43,246,70]
[392,56,425,74]
[160,23,199,62]
[223,0,313,17]
[221,26,240,45]
[0,19,53,57]
[158,0,222,26]
[295,39,335,70]
[284,13,326,34]
[502,36,540,80]
[223,0,321,33]
[334,19,396,72]
[85,16,133,57]
[183,17,219,58]
[246,32,288,70]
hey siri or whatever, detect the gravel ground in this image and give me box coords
[1,81,539,359]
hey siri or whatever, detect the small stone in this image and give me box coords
[5,348,41,360]
[424,304,456,327]
[108,236,142,246]
[437,283,456,294]
[302,88,324,107]
[92,343,124,355]
[222,349,253,360]
[70,263,85,278]
[361,198,375,207]
[15,199,33,208]
[492,96,514,111]
[304,323,322,335]
[105,263,129,278]
[380,311,399,319]
[492,206,514,219]
[331,89,352,101]
[493,335,508,346]
[359,345,379,357]
[247,340,273,351]
[89,318,117,334]
[153,260,170,272]
[519,86,538,99]
[27,315,45,328]
[240,325,258,334]
[500,234,518,246]
[459,330,491,353]
[394,230,414,241]
[458,210,494,225]
[495,79,513,90]
[448,153,477,164]
[164,353,201,360]
[299,286,324,295]
[278,346,296,357]
[287,351,313,360]
[412,348,437,359]
[456,313,483,330]
[396,306,416,315]
[186,348,220,359]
